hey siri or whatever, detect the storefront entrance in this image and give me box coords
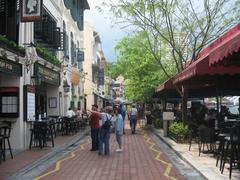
[35,83,47,120]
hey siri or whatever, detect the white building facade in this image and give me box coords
[0,0,89,150]
[83,22,107,110]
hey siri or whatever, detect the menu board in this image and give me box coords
[24,85,36,121]
[27,92,35,121]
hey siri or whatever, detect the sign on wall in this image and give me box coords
[34,63,60,86]
[163,112,175,121]
[24,85,36,121]
[20,0,43,22]
[0,57,22,76]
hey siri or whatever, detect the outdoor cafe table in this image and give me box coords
[29,119,55,149]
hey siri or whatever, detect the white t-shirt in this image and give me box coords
[66,110,75,118]
[101,112,112,123]
[130,108,138,116]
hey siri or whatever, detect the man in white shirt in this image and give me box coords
[66,107,75,118]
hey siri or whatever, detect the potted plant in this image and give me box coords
[36,46,61,67]
[169,122,190,143]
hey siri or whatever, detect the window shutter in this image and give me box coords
[77,50,84,62]
[0,0,6,34]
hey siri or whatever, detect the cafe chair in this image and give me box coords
[188,123,199,151]
[215,122,231,170]
[0,136,4,163]
[198,126,216,156]
[0,123,13,160]
[221,122,240,179]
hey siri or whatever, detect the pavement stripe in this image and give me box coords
[142,129,177,180]
[33,138,91,180]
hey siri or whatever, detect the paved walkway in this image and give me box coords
[33,128,185,180]
[0,128,89,180]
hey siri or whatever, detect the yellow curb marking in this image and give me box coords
[33,138,91,180]
[141,129,177,180]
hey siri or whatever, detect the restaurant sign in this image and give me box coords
[0,57,22,76]
[34,63,60,86]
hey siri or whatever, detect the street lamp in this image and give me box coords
[31,74,42,86]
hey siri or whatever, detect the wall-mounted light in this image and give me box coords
[31,74,42,86]
[14,56,20,63]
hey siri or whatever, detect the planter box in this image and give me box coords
[0,42,25,57]
[169,132,187,143]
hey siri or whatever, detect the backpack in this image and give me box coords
[101,114,112,130]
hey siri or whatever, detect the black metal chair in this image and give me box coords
[0,136,4,163]
[216,122,231,170]
[221,122,240,179]
[198,126,217,156]
[188,123,199,151]
[0,123,13,160]
[29,121,54,149]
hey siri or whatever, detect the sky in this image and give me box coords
[84,1,125,62]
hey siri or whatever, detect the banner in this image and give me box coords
[20,0,42,22]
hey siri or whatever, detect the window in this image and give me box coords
[0,0,19,42]
[34,8,62,51]
[0,87,19,117]
[2,96,17,113]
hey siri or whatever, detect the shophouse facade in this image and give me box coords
[0,0,89,150]
[83,22,107,110]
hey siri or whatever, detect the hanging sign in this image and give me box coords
[20,0,43,22]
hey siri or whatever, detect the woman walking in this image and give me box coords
[114,108,124,152]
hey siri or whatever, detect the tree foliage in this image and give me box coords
[100,0,238,120]
[100,0,237,77]
[108,32,177,102]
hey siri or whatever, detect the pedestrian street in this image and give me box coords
[33,127,186,180]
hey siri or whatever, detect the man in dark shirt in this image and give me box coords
[89,104,100,151]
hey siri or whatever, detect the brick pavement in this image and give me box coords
[0,129,88,180]
[34,128,185,180]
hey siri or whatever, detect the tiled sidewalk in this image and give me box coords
[0,128,89,180]
[153,128,240,180]
[33,129,185,180]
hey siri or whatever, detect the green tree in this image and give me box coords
[109,32,177,102]
[99,0,238,123]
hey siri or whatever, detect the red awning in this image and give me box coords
[173,55,240,84]
[155,78,174,92]
[209,24,240,66]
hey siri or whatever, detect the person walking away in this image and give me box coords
[88,104,100,151]
[120,103,126,134]
[115,108,123,152]
[129,104,138,134]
